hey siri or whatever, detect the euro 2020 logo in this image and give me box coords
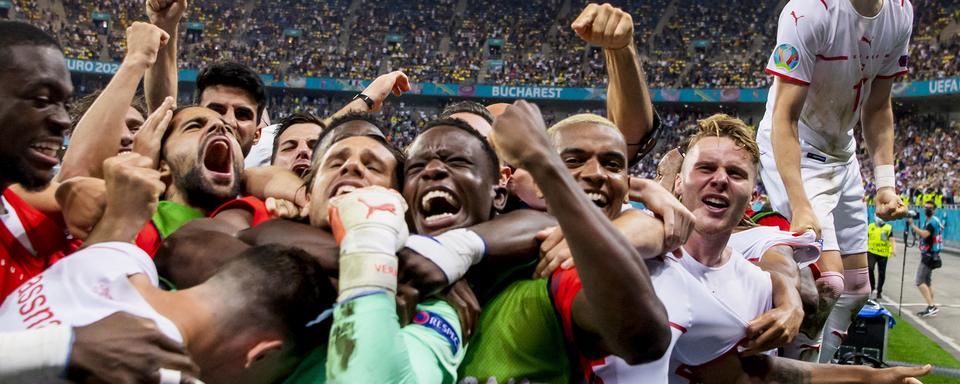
[773,43,801,72]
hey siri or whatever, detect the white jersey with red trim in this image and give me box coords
[729,226,823,269]
[589,256,748,383]
[758,0,913,160]
[0,242,181,342]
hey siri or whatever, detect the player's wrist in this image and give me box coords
[874,164,896,190]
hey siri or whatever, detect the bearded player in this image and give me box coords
[758,0,912,362]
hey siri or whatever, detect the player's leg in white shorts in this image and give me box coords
[820,157,870,363]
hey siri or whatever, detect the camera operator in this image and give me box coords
[907,201,944,318]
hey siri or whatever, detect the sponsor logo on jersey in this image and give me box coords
[773,43,801,72]
[414,310,461,354]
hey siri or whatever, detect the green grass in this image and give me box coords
[887,314,960,383]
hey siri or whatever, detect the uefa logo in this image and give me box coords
[773,43,801,72]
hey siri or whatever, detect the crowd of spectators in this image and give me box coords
[4,0,959,88]
[857,111,960,206]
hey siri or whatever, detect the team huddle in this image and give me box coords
[0,0,938,383]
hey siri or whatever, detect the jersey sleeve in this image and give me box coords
[764,0,824,85]
[548,267,582,345]
[878,2,913,79]
[211,196,271,227]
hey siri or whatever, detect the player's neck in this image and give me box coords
[684,230,732,267]
[850,0,883,17]
[130,275,212,350]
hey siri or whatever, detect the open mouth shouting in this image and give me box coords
[417,187,463,232]
[701,193,730,214]
[328,179,367,198]
[201,135,235,185]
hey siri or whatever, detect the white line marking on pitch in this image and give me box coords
[880,298,960,355]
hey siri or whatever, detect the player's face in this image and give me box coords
[162,107,244,210]
[676,137,757,236]
[551,122,629,220]
[0,45,72,191]
[273,123,322,178]
[403,126,499,236]
[308,136,397,228]
[200,85,259,155]
[119,106,145,154]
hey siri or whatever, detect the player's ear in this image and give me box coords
[159,160,172,186]
[492,184,508,212]
[673,174,682,200]
[244,339,284,369]
[498,165,513,188]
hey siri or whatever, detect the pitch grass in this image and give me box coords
[886,314,960,383]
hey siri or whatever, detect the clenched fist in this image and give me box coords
[489,100,552,171]
[125,21,170,68]
[572,3,635,49]
[102,153,166,224]
[147,0,188,31]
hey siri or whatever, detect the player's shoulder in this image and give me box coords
[782,0,834,18]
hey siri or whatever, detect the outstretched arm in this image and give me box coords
[862,77,907,221]
[490,100,670,365]
[693,352,929,384]
[323,71,410,124]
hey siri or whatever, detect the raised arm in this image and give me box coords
[58,23,169,180]
[323,71,410,125]
[572,3,656,161]
[144,0,187,112]
[490,100,669,364]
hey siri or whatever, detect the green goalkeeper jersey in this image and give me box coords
[458,278,572,383]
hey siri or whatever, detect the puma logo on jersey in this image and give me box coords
[790,11,805,25]
[359,198,397,218]
[861,36,872,47]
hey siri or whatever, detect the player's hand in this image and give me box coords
[360,71,411,113]
[867,364,931,384]
[327,186,409,250]
[445,279,481,342]
[67,311,201,384]
[790,206,822,240]
[101,153,166,224]
[396,283,420,327]
[398,248,449,297]
[489,100,553,171]
[741,303,803,356]
[265,197,307,220]
[571,3,634,49]
[55,177,107,240]
[630,178,694,251]
[534,226,574,278]
[147,0,188,31]
[133,96,175,166]
[124,21,169,68]
[876,187,907,221]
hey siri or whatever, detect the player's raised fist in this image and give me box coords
[571,3,634,49]
[147,0,188,30]
[124,21,169,68]
[489,100,551,171]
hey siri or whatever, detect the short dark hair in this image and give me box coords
[0,21,62,70]
[272,112,326,163]
[70,89,147,129]
[440,101,494,124]
[208,245,336,355]
[195,62,267,124]
[314,111,388,160]
[417,117,500,181]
